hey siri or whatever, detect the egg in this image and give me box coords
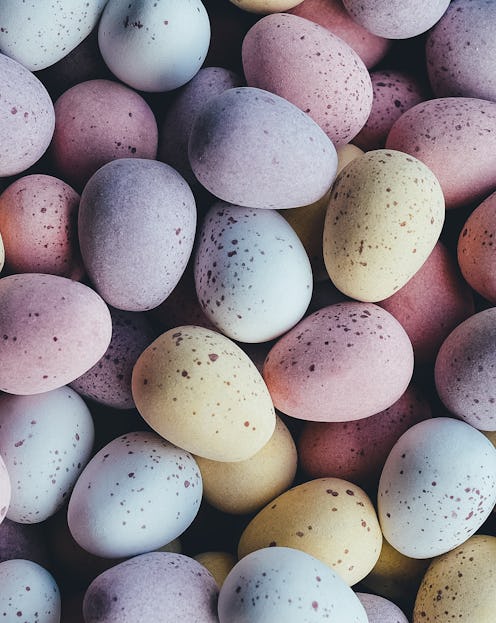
[323,149,445,302]
[98,0,211,92]
[132,325,276,461]
[219,546,368,622]
[78,158,196,312]
[67,431,202,558]
[0,233,4,273]
[0,559,61,623]
[193,551,237,588]
[356,592,409,623]
[262,302,414,422]
[238,477,382,586]
[194,202,313,343]
[413,534,496,622]
[434,307,496,431]
[229,0,304,12]
[0,53,55,177]
[0,454,10,525]
[83,552,218,622]
[188,86,337,210]
[0,273,112,395]
[242,13,373,147]
[378,417,496,558]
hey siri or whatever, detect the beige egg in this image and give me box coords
[413,534,496,622]
[131,326,276,461]
[237,477,382,586]
[194,551,237,588]
[323,149,445,302]
[229,0,304,13]
[195,415,297,515]
[337,144,365,173]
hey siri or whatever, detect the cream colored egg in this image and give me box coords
[237,477,382,586]
[337,144,365,174]
[195,415,297,515]
[323,149,445,302]
[229,0,304,13]
[194,551,237,588]
[132,326,276,461]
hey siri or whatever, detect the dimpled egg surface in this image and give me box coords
[78,158,196,312]
[67,431,202,559]
[238,477,382,586]
[263,302,414,422]
[242,13,373,146]
[378,417,496,558]
[219,546,368,622]
[132,325,276,461]
[0,273,112,395]
[194,202,313,343]
[0,454,10,525]
[188,86,337,209]
[323,149,445,302]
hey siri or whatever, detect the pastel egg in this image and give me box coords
[426,0,496,101]
[356,593,409,623]
[386,97,496,209]
[242,13,373,146]
[238,477,382,585]
[194,203,313,343]
[78,158,196,312]
[378,417,496,558]
[194,551,237,588]
[0,518,50,566]
[0,52,55,177]
[434,307,496,431]
[0,454,10,525]
[229,0,304,12]
[132,325,276,461]
[323,149,445,302]
[51,79,158,190]
[0,174,84,279]
[0,233,3,273]
[188,86,337,209]
[262,302,414,422]
[0,273,112,395]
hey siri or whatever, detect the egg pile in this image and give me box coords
[0,1,495,621]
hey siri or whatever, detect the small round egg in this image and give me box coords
[356,592,409,623]
[194,551,237,588]
[0,454,10,525]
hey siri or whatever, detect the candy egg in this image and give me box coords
[0,518,50,566]
[194,551,237,588]
[0,454,10,525]
[356,593,409,623]
[229,0,304,12]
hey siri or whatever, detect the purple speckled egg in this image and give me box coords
[242,13,373,146]
[78,158,196,312]
[356,593,409,623]
[0,273,112,395]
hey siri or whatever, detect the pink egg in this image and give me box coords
[242,12,373,146]
[356,592,409,623]
[0,455,10,525]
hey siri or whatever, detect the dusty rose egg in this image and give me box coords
[0,454,10,525]
[356,593,409,623]
[242,12,373,146]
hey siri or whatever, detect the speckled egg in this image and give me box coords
[0,273,112,395]
[0,387,94,524]
[68,431,202,558]
[78,158,196,312]
[342,0,450,39]
[98,0,211,92]
[262,302,414,422]
[242,13,373,146]
[70,308,157,410]
[379,241,475,364]
[0,174,84,279]
[194,551,237,588]
[0,518,50,566]
[238,477,382,586]
[194,203,313,343]
[0,559,60,623]
[378,417,496,558]
[0,454,10,525]
[50,79,159,190]
[188,86,337,209]
[219,546,368,622]
[0,53,55,177]
[229,0,304,12]
[0,0,106,71]
[356,593,409,623]
[413,534,496,622]
[458,190,496,303]
[426,0,496,101]
[434,307,496,431]
[323,149,445,301]
[83,551,218,622]
[132,325,276,461]
[386,97,496,209]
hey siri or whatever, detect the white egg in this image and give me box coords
[194,203,313,343]
[0,453,10,524]
[0,387,94,524]
[218,546,368,622]
[98,0,211,92]
[67,430,202,558]
[378,417,496,558]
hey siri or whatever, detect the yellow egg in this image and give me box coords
[413,534,496,622]
[131,325,276,461]
[237,477,382,585]
[194,551,237,588]
[229,0,304,14]
[336,143,365,174]
[195,415,297,515]
[323,149,445,301]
